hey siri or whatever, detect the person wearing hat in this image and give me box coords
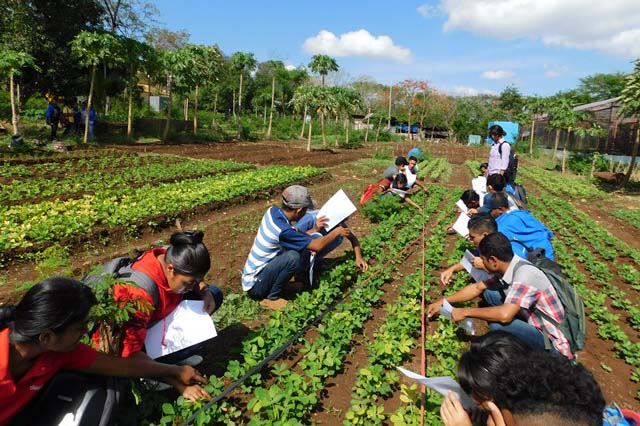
[241,185,351,309]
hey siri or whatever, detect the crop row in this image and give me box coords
[0,166,322,261]
[612,209,640,231]
[0,158,253,203]
[345,192,459,426]
[0,148,128,164]
[519,165,605,198]
[418,158,452,183]
[0,153,181,179]
[529,195,640,393]
[155,188,447,425]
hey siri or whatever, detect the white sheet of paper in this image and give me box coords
[455,199,468,214]
[317,189,357,231]
[396,367,475,409]
[472,176,487,194]
[452,213,470,238]
[145,300,217,359]
[309,254,316,287]
[461,250,491,282]
[440,299,476,335]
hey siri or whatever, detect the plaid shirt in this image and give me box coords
[504,282,573,359]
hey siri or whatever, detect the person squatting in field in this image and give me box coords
[439,331,605,426]
[241,185,351,310]
[92,230,223,383]
[428,232,573,359]
[0,278,211,425]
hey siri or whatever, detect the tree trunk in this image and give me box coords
[232,91,236,117]
[419,100,426,142]
[375,116,382,142]
[529,119,536,155]
[306,117,313,152]
[162,74,172,143]
[266,75,275,139]
[238,73,243,113]
[211,93,218,127]
[193,85,199,137]
[9,73,19,135]
[552,129,561,165]
[334,115,339,146]
[387,86,392,128]
[321,74,325,86]
[345,117,350,147]
[126,84,133,140]
[84,65,97,144]
[183,98,189,121]
[562,128,571,173]
[263,103,267,125]
[321,112,327,147]
[364,108,371,143]
[299,105,307,139]
[622,127,639,187]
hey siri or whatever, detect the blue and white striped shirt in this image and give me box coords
[241,206,312,291]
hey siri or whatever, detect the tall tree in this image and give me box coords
[0,50,39,135]
[70,31,123,143]
[523,97,547,155]
[120,37,156,139]
[577,72,628,102]
[619,59,640,187]
[547,97,588,172]
[498,85,524,119]
[332,86,363,146]
[100,0,159,37]
[308,55,339,86]
[231,52,257,114]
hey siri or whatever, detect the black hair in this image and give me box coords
[0,277,97,343]
[395,156,408,166]
[489,124,506,137]
[165,230,211,278]
[393,173,408,189]
[468,214,497,234]
[486,173,506,191]
[460,189,480,207]
[479,162,488,171]
[478,232,514,262]
[458,331,530,400]
[409,156,418,162]
[494,352,605,426]
[489,192,509,210]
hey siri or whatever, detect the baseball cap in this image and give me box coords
[282,185,316,209]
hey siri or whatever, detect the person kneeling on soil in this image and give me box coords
[241,185,350,310]
[382,174,423,211]
[295,210,369,277]
[0,278,210,425]
[428,232,573,360]
[92,231,223,383]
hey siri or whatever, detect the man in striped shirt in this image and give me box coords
[241,185,350,310]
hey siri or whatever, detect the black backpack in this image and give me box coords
[498,142,518,183]
[510,242,587,355]
[511,183,528,207]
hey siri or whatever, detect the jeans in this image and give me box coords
[488,319,547,352]
[480,289,505,307]
[247,250,302,300]
[154,285,223,365]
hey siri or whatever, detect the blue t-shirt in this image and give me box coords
[241,206,312,290]
[496,211,555,261]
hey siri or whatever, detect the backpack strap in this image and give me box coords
[498,142,503,156]
[117,265,160,307]
[510,239,532,252]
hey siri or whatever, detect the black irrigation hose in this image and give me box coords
[181,225,428,425]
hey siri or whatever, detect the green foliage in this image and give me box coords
[577,72,627,102]
[361,195,404,223]
[308,55,339,85]
[620,59,640,119]
[567,152,608,175]
[70,31,123,69]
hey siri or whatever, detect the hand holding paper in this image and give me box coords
[316,189,357,231]
[452,213,470,238]
[460,250,491,283]
[396,367,475,409]
[440,299,475,335]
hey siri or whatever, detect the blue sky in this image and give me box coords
[151,0,639,97]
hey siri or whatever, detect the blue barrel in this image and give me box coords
[407,147,423,160]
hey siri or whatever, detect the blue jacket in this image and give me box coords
[496,210,555,261]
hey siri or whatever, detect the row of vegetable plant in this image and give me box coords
[0,148,129,164]
[612,209,640,231]
[418,158,452,183]
[0,165,323,260]
[0,158,253,202]
[154,189,446,425]
[518,165,605,198]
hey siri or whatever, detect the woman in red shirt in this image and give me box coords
[0,277,210,425]
[110,230,223,362]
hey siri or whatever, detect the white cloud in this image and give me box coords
[439,0,640,58]
[450,86,497,96]
[543,64,569,78]
[481,70,514,80]
[417,3,440,18]
[303,29,413,63]
[285,64,297,71]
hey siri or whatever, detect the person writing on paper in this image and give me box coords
[94,231,223,376]
[295,210,368,273]
[428,233,573,359]
[440,332,605,426]
[1,278,211,425]
[469,174,522,217]
[242,185,351,310]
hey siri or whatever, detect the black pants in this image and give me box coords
[49,121,59,140]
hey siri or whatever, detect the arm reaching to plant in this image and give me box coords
[440,263,465,285]
[345,230,369,272]
[427,282,487,318]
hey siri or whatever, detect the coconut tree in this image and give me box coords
[619,59,640,187]
[308,54,338,86]
[70,31,123,143]
[0,49,39,136]
[231,52,257,114]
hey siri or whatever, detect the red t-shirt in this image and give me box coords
[0,328,99,425]
[114,248,182,357]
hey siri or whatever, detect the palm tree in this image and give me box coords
[332,86,363,147]
[231,52,257,114]
[308,54,339,86]
[619,59,640,187]
[290,85,338,150]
